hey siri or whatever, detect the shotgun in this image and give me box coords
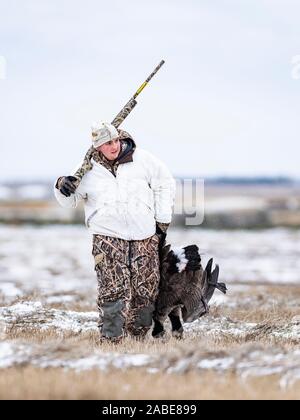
[72,60,165,185]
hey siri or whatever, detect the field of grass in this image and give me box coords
[2,367,300,400]
[0,226,299,399]
[1,283,300,400]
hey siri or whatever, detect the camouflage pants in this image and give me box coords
[92,234,160,341]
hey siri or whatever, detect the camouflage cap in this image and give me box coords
[91,121,119,148]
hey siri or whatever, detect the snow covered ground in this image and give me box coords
[0,338,300,389]
[168,227,300,284]
[0,225,299,394]
[0,299,299,389]
[1,225,300,307]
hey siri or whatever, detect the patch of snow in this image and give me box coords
[168,227,300,284]
[0,342,32,368]
[8,301,43,315]
[1,301,299,344]
[0,301,98,334]
[0,341,153,373]
[184,316,300,343]
[1,340,300,387]
[197,357,234,370]
[166,359,191,374]
[66,355,110,371]
[112,354,152,369]
[184,316,257,339]
[1,226,300,298]
[292,315,300,324]
[0,225,95,305]
[44,295,77,304]
[57,353,153,372]
[209,294,228,306]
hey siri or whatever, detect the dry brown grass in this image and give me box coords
[4,283,300,321]
[3,328,226,355]
[5,322,296,355]
[211,305,299,324]
[0,367,299,400]
[1,283,299,400]
[4,283,299,347]
[211,284,300,323]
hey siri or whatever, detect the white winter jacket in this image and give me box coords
[54,147,176,240]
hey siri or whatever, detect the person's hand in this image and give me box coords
[155,222,169,251]
[156,222,169,235]
[56,176,78,197]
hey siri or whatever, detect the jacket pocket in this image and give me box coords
[87,209,98,228]
[86,206,109,228]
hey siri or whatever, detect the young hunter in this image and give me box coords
[54,122,176,342]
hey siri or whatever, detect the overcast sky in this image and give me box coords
[0,0,300,181]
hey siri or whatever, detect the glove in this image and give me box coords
[156,222,169,234]
[56,176,78,197]
[155,222,169,251]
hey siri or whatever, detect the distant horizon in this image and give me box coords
[1,174,299,186]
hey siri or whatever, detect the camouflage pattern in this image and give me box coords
[91,138,128,176]
[111,60,164,128]
[138,60,164,91]
[111,98,137,128]
[92,233,160,341]
[72,60,164,186]
[72,146,94,188]
[72,130,134,184]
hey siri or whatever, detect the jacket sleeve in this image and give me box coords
[147,152,176,224]
[53,167,87,209]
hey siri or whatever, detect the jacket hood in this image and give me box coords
[116,129,136,164]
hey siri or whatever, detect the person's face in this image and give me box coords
[97,138,121,161]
